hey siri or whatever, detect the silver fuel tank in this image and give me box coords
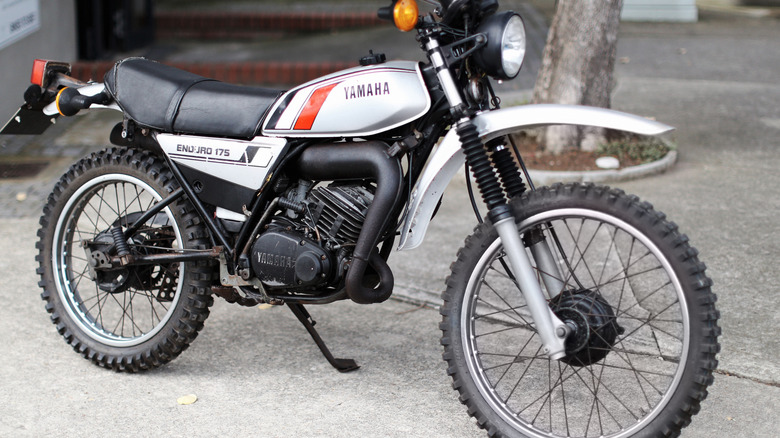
[262,61,431,138]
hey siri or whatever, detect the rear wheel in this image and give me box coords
[36,147,214,371]
[441,183,720,437]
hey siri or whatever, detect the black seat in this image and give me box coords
[103,58,283,139]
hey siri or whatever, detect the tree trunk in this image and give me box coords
[532,0,624,154]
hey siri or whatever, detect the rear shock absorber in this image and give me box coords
[110,225,133,265]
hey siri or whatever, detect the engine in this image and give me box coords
[308,184,373,244]
[251,228,332,289]
[250,182,374,291]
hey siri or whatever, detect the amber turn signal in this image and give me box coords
[55,87,70,116]
[394,0,419,32]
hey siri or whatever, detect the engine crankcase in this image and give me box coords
[251,228,333,289]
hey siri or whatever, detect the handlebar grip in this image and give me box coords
[377,6,393,21]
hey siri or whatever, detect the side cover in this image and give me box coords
[262,61,431,137]
[156,133,287,212]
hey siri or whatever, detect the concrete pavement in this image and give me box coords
[1,3,779,437]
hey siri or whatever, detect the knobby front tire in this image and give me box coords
[36,147,214,372]
[440,183,720,438]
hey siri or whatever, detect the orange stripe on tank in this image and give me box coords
[294,82,340,130]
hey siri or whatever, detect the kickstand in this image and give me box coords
[287,303,360,373]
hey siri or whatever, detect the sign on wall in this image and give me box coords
[0,0,40,51]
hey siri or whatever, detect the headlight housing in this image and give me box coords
[473,12,526,80]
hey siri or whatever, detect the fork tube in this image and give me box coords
[423,38,465,109]
[524,227,566,299]
[528,240,566,299]
[494,218,567,359]
[454,120,567,359]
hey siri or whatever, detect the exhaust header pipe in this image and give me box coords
[297,141,403,304]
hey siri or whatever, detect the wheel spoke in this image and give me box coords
[503,344,546,406]
[53,176,183,345]
[475,323,531,339]
[482,335,536,382]
[481,276,536,330]
[448,201,699,438]
[560,218,604,289]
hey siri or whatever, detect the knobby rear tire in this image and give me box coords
[440,183,720,438]
[36,147,214,372]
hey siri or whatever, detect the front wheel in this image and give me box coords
[440,183,720,438]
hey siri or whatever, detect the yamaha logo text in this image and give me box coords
[344,82,390,100]
[257,252,294,269]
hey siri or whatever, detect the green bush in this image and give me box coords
[597,138,673,164]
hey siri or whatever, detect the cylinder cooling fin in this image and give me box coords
[308,184,374,245]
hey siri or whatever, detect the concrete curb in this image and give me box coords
[449,149,678,187]
[526,149,678,186]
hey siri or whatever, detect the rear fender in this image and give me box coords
[396,104,674,251]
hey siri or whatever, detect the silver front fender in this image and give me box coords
[396,104,674,251]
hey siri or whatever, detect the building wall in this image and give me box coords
[622,0,698,21]
[740,1,780,6]
[0,0,77,122]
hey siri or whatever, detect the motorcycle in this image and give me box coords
[3,1,720,436]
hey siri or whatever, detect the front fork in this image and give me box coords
[494,219,568,359]
[456,116,570,359]
[424,36,568,359]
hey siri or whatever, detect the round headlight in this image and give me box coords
[500,14,526,79]
[474,12,527,80]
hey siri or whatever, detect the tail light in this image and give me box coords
[30,59,48,86]
[30,59,71,87]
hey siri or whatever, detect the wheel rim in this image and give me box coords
[461,209,689,438]
[52,174,184,347]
